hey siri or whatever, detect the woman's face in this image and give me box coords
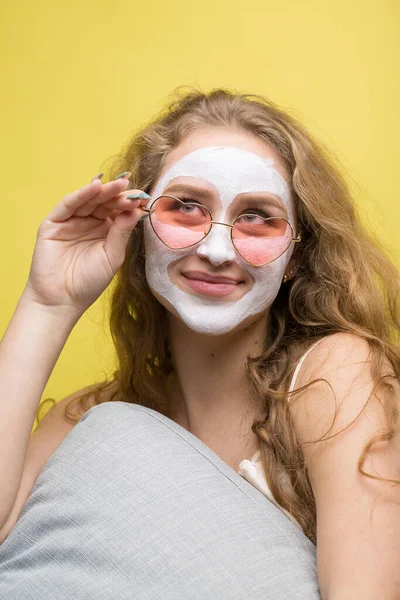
[143,127,297,336]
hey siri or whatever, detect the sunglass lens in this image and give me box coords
[232,216,293,266]
[150,196,211,248]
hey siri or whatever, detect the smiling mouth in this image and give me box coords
[181,272,245,297]
[182,271,244,284]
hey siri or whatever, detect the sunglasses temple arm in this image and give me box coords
[138,208,151,222]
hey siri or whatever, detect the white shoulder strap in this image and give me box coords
[288,338,326,394]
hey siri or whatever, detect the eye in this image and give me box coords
[163,196,208,220]
[236,208,273,224]
[176,196,202,205]
[172,196,207,215]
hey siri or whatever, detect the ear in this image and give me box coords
[284,246,302,282]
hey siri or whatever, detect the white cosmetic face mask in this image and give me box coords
[143,146,296,335]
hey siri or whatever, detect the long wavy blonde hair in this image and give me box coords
[36,86,400,544]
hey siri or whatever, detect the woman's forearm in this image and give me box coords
[0,291,80,529]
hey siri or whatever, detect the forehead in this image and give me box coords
[151,146,293,221]
[162,127,289,179]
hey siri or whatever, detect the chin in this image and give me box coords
[177,312,264,337]
[147,282,268,336]
[182,322,238,336]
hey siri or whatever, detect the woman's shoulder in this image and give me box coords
[294,332,373,385]
[288,332,391,449]
[288,332,371,397]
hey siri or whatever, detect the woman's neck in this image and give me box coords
[166,312,268,470]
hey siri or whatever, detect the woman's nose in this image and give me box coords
[196,223,236,266]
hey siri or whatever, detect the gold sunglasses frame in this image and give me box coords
[140,195,301,267]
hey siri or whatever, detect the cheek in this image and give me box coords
[143,220,164,255]
[151,218,203,247]
[248,253,289,288]
[234,237,292,266]
[143,221,162,269]
[143,220,192,268]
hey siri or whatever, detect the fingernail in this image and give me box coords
[91,172,104,182]
[116,171,131,180]
[127,192,151,200]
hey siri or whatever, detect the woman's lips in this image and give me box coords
[181,273,242,297]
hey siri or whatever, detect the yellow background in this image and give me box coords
[1,0,399,430]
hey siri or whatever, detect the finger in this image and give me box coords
[47,177,132,222]
[73,179,133,217]
[103,206,148,268]
[46,179,103,222]
[91,194,148,220]
[105,208,125,221]
[97,201,148,223]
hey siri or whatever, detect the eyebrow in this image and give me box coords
[163,183,287,215]
[163,183,212,200]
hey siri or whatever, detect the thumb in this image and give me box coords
[103,206,145,271]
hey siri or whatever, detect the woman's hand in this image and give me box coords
[23,174,149,317]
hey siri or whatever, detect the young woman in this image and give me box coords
[1,87,399,597]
